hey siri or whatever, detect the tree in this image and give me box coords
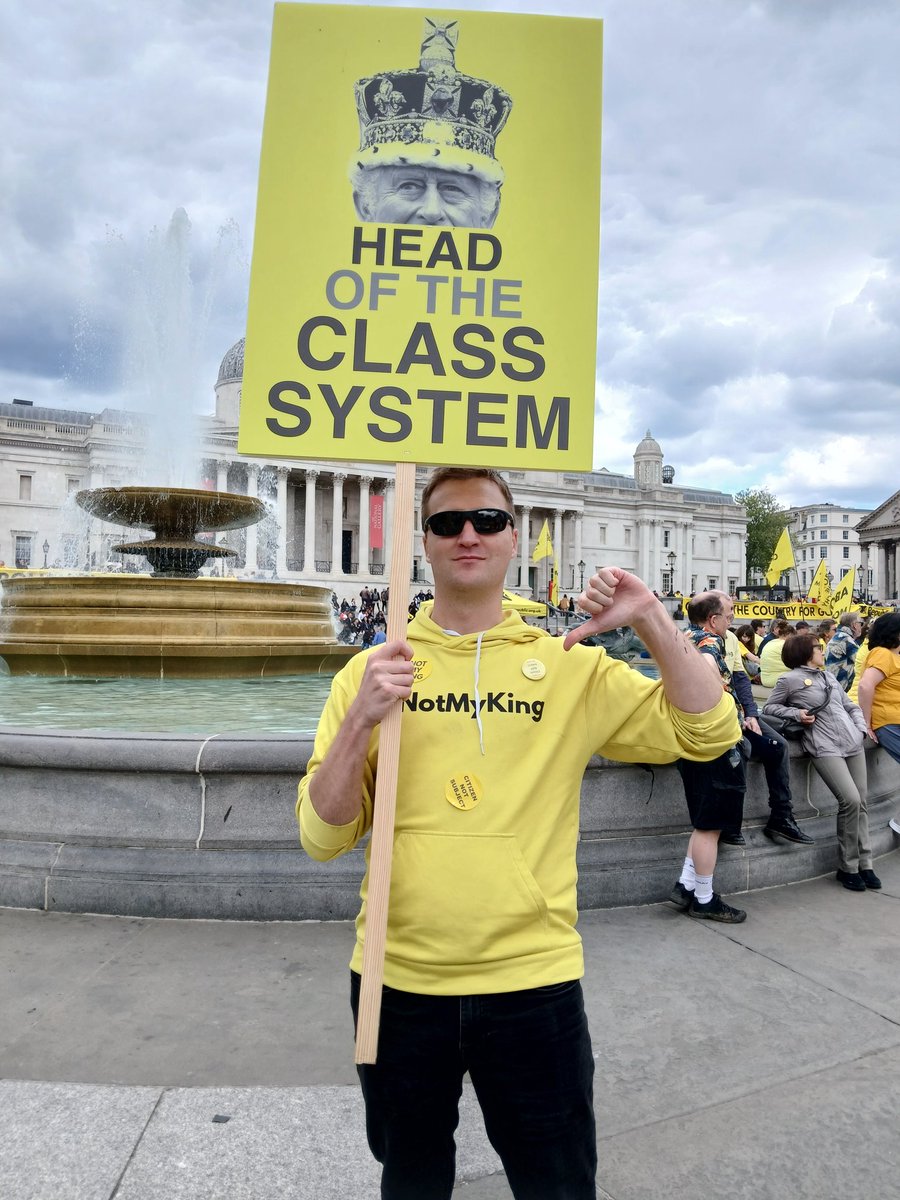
[735,487,788,582]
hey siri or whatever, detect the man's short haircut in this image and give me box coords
[771,618,793,637]
[750,619,765,632]
[795,621,810,631]
[421,467,515,523]
[867,612,900,652]
[781,632,817,670]
[817,619,837,636]
[837,611,862,628]
[686,593,723,626]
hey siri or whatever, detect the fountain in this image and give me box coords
[0,485,356,678]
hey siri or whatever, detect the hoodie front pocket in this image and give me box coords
[386,831,550,969]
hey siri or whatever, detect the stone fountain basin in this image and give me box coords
[0,576,357,678]
[76,486,266,536]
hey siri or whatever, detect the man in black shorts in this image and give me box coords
[669,591,748,923]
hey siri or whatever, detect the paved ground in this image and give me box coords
[1,847,899,1199]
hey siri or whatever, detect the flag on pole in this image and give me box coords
[830,567,856,616]
[765,528,795,587]
[532,519,553,562]
[806,557,831,607]
[549,556,559,606]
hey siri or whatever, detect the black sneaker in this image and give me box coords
[836,869,866,892]
[719,832,746,847]
[763,819,814,845]
[668,881,694,911]
[859,869,882,890]
[688,893,747,923]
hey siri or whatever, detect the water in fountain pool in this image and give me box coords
[0,672,335,735]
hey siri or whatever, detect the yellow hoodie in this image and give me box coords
[297,604,738,995]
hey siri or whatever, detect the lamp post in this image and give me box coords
[42,539,50,568]
[666,549,677,594]
[577,559,585,592]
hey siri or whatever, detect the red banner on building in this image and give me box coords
[370,494,384,550]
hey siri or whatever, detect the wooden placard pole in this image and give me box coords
[355,459,417,1065]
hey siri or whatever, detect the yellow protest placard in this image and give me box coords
[239,4,603,469]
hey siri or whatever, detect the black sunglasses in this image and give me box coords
[423,509,515,537]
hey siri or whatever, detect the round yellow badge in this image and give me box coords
[521,658,546,681]
[412,659,432,682]
[445,773,483,811]
[803,678,812,686]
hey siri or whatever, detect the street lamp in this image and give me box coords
[666,549,677,593]
[578,559,585,591]
[42,539,50,568]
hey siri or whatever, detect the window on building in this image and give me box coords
[843,547,850,559]
[14,535,32,568]
[801,570,807,587]
[66,477,82,494]
[598,525,606,545]
[708,577,717,589]
[663,528,671,548]
[624,527,632,546]
[843,531,849,540]
[820,548,827,558]
[802,549,807,561]
[869,569,874,586]
[18,474,32,501]
[662,571,672,593]
[820,530,826,540]
[728,578,737,594]
[820,514,827,523]
[843,514,849,523]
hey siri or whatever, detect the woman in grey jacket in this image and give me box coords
[763,632,881,893]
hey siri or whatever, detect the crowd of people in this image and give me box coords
[670,598,900,920]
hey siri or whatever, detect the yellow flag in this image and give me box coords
[765,528,795,587]
[532,519,554,562]
[549,557,560,606]
[830,567,856,617]
[807,557,831,606]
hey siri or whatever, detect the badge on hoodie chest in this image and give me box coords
[412,659,432,682]
[446,773,483,811]
[521,658,546,680]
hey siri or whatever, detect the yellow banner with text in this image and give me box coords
[238,4,603,468]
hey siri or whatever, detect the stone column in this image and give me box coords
[275,466,289,577]
[860,543,870,599]
[893,541,900,601]
[358,475,372,577]
[878,542,889,601]
[216,459,229,492]
[680,521,693,595]
[549,506,564,585]
[519,505,531,591]
[304,469,318,574]
[244,464,259,573]
[331,472,345,575]
[574,512,583,587]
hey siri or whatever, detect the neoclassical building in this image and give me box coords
[1,339,748,597]
[856,493,900,603]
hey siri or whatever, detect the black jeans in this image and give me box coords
[350,972,597,1200]
[723,720,793,835]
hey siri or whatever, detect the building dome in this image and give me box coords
[634,429,662,457]
[217,338,245,387]
[633,429,664,489]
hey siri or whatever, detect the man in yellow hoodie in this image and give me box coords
[297,466,739,1200]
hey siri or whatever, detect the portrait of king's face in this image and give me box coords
[349,18,512,230]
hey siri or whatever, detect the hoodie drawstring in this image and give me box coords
[473,630,486,756]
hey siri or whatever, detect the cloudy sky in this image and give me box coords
[2,0,898,509]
